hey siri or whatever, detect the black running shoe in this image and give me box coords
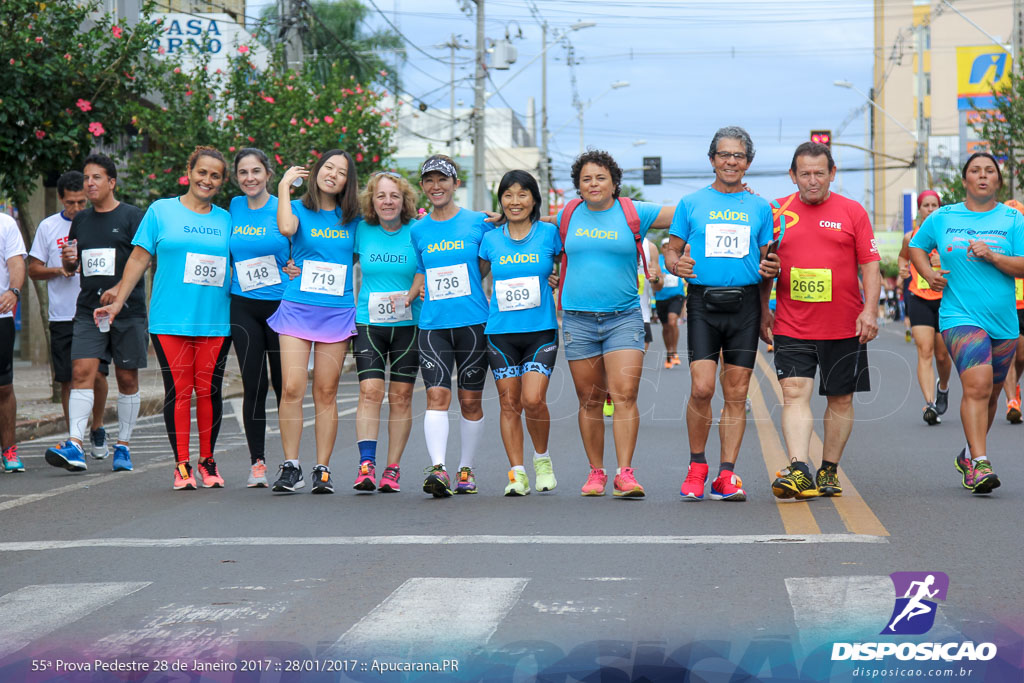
[934,380,949,416]
[310,465,335,494]
[815,467,843,497]
[771,461,819,500]
[422,464,453,498]
[272,462,305,493]
[923,403,940,426]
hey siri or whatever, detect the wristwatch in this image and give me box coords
[9,288,19,300]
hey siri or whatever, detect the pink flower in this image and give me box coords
[178,176,189,185]
[286,85,294,91]
[261,95,274,103]
[273,142,280,148]
[215,68,222,74]
[76,99,92,112]
[274,154,283,165]
[237,45,249,54]
[157,46,165,55]
[247,136,255,142]
[289,118,297,125]
[355,152,363,162]
[323,115,334,124]
[163,168,171,174]
[229,146,235,152]
[111,25,122,38]
[207,115,213,122]
[173,67,180,74]
[417,208,426,216]
[185,90,193,96]
[147,173,156,180]
[357,129,363,134]
[372,155,379,162]
[382,121,391,127]
[88,121,105,136]
[8,59,14,65]
[35,36,43,43]
[63,53,71,60]
[299,127,307,134]
[379,70,388,77]
[341,126,347,133]
[34,129,45,140]
[355,86,363,94]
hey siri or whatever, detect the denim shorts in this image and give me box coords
[562,308,645,361]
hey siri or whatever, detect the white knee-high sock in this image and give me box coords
[459,416,484,469]
[117,392,140,443]
[69,389,93,444]
[424,410,449,467]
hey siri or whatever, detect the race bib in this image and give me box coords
[183,252,226,287]
[1017,278,1023,302]
[705,223,750,258]
[426,263,471,300]
[299,259,347,296]
[916,273,930,291]
[495,276,541,312]
[789,267,832,302]
[236,255,281,292]
[368,290,412,323]
[663,272,681,288]
[638,272,645,295]
[82,248,115,277]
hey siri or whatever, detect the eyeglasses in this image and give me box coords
[373,171,402,179]
[715,152,748,161]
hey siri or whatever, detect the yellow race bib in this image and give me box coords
[916,273,930,291]
[1016,278,1023,302]
[790,267,832,302]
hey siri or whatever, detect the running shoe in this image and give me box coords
[423,464,453,498]
[970,459,1001,495]
[603,397,614,417]
[710,471,746,501]
[90,427,109,459]
[923,403,940,426]
[954,448,973,490]
[2,445,25,473]
[247,460,268,488]
[905,329,912,343]
[581,465,607,496]
[504,469,530,496]
[1007,399,1022,425]
[533,456,557,492]
[613,467,645,498]
[379,465,401,492]
[935,380,949,416]
[455,466,477,494]
[173,462,196,490]
[771,461,819,499]
[45,441,87,472]
[815,467,843,497]
[310,465,334,494]
[679,461,709,500]
[111,444,133,472]
[353,460,377,492]
[671,354,682,367]
[196,458,224,488]
[272,462,305,493]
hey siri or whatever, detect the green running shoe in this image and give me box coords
[504,469,530,496]
[533,456,557,492]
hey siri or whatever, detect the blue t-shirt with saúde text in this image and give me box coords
[354,219,421,326]
[478,222,561,334]
[282,199,357,309]
[229,194,290,300]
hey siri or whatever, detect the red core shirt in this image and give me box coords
[771,192,880,340]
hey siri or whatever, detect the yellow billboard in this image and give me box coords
[957,45,1012,110]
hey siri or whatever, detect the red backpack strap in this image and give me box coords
[619,197,650,279]
[557,199,583,311]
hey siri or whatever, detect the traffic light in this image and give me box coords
[810,130,832,148]
[643,156,661,185]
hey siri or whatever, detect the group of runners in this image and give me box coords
[1,125,1019,499]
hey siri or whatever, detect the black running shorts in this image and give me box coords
[417,324,488,391]
[353,324,419,384]
[773,334,870,396]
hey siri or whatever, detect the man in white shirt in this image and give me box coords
[0,211,27,472]
[28,171,110,456]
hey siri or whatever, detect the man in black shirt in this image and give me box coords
[46,154,147,474]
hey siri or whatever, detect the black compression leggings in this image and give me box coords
[230,295,283,464]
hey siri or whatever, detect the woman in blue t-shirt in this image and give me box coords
[228,148,291,488]
[910,152,1024,496]
[479,170,561,496]
[405,155,493,498]
[350,171,421,494]
[96,146,233,492]
[267,149,360,495]
[550,150,673,499]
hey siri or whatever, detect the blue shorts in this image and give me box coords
[562,309,645,361]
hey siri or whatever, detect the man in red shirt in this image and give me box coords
[762,142,880,498]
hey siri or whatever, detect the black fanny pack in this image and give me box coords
[702,286,745,313]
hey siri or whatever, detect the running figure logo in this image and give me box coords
[882,571,949,635]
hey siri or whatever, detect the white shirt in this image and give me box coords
[29,211,80,321]
[0,213,27,320]
[638,238,652,324]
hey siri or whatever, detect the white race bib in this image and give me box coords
[299,259,347,296]
[183,252,226,287]
[82,248,115,277]
[236,255,282,292]
[368,290,412,323]
[663,272,680,288]
[495,276,541,312]
[705,223,751,258]
[426,263,471,300]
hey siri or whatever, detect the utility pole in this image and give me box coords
[279,0,303,70]
[915,20,928,198]
[442,34,461,158]
[1011,0,1022,198]
[539,21,550,215]
[472,0,487,211]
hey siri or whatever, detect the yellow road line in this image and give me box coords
[755,352,890,537]
[748,373,821,535]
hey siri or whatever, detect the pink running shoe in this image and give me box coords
[613,467,645,498]
[196,458,224,488]
[581,466,608,496]
[378,465,401,492]
[353,460,377,491]
[709,471,747,501]
[680,462,709,500]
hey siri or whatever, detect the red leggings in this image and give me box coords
[152,334,232,463]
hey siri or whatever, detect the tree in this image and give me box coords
[620,184,647,202]
[964,67,1024,199]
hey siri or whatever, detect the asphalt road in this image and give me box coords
[1,320,1021,682]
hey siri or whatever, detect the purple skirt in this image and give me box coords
[267,301,357,343]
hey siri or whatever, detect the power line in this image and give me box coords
[362,0,451,64]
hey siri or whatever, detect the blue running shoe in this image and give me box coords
[90,427,109,459]
[2,445,25,473]
[45,441,87,472]
[112,444,133,472]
